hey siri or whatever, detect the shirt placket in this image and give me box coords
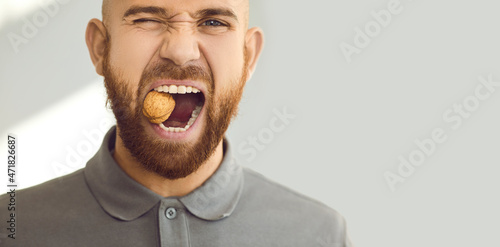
[159,198,190,247]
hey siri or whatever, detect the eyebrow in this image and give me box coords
[194,8,239,23]
[123,6,168,19]
[122,5,238,23]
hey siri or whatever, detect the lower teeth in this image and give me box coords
[158,105,202,133]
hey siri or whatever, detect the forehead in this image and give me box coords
[108,0,247,18]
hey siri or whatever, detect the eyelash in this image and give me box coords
[133,18,160,24]
[132,18,228,27]
[201,20,227,27]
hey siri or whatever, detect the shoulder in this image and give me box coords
[0,169,99,219]
[239,167,348,243]
[0,170,98,246]
[242,167,342,216]
[0,169,87,204]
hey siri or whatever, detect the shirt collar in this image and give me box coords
[84,126,243,221]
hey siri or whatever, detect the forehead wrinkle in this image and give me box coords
[103,0,248,12]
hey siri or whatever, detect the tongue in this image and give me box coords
[163,94,198,127]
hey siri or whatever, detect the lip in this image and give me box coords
[148,80,208,97]
[145,80,207,139]
[148,104,205,140]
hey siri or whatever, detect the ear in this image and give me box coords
[85,18,108,76]
[244,27,264,81]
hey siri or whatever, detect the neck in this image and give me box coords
[112,130,224,198]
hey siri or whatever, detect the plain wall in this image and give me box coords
[1,0,499,246]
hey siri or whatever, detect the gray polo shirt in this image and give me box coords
[0,127,352,247]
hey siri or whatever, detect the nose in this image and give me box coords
[160,28,200,66]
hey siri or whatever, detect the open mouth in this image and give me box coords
[150,85,205,133]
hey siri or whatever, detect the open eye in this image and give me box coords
[201,20,227,27]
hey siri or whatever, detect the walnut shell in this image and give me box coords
[142,91,176,124]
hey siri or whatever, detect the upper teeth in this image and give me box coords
[153,85,201,94]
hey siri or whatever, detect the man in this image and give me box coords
[1,0,352,246]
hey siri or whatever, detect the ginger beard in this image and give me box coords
[102,42,248,180]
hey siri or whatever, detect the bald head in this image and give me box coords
[102,0,249,28]
[102,0,109,22]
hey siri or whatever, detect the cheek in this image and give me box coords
[202,36,246,94]
[108,32,162,89]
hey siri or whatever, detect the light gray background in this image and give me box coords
[1,0,499,246]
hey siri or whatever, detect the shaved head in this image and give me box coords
[102,0,110,23]
[101,0,249,28]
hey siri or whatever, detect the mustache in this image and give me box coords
[140,61,213,88]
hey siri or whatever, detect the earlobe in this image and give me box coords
[85,18,108,76]
[244,27,265,81]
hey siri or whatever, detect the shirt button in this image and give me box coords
[165,207,177,220]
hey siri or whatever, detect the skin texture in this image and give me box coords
[86,0,263,197]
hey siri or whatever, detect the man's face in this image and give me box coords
[101,0,249,179]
